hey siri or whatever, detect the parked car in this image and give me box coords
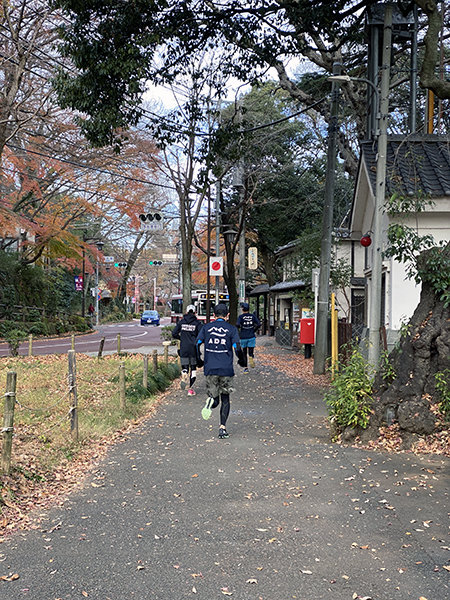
[140,310,160,326]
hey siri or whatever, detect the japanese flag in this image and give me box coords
[209,257,224,277]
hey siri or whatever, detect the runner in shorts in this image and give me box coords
[196,303,244,438]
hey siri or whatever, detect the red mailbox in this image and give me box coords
[299,318,315,345]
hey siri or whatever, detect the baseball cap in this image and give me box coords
[213,303,228,316]
[240,302,249,311]
[186,304,196,313]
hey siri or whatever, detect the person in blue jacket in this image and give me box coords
[236,302,261,373]
[196,303,244,439]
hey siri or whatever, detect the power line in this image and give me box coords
[240,96,328,133]
[5,142,177,190]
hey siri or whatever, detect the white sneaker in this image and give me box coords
[180,370,189,390]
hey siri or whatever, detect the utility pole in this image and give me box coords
[235,103,246,304]
[206,188,211,322]
[368,4,392,368]
[215,179,221,306]
[238,200,246,304]
[313,61,342,375]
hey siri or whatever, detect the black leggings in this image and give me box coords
[212,393,230,427]
[181,365,197,387]
[242,346,254,367]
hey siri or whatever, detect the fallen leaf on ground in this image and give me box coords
[0,573,19,581]
[221,587,233,596]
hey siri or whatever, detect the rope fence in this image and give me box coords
[1,341,178,475]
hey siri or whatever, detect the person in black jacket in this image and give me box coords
[172,305,203,396]
[236,302,261,372]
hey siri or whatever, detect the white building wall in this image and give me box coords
[389,259,421,330]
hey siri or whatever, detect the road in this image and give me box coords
[0,318,172,357]
[1,338,448,599]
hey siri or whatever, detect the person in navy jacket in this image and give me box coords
[236,302,261,372]
[172,305,203,395]
[196,303,244,438]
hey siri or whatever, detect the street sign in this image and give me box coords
[162,254,177,261]
[248,247,258,270]
[104,256,115,263]
[209,256,223,277]
[140,221,163,232]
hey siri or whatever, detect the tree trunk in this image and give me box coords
[223,234,238,325]
[365,281,450,441]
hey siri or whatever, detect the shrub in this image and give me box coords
[68,315,91,332]
[161,324,176,343]
[5,328,27,356]
[435,369,450,420]
[29,322,49,336]
[325,344,374,435]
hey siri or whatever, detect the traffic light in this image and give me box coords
[139,212,162,223]
[114,262,127,268]
[149,260,163,266]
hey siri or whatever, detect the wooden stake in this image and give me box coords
[163,341,170,365]
[28,334,33,357]
[98,337,105,358]
[119,362,126,410]
[152,349,158,373]
[117,333,121,355]
[143,355,149,389]
[68,350,78,441]
[1,371,17,474]
[71,334,75,351]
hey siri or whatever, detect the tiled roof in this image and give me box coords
[269,279,305,292]
[361,135,450,197]
[248,284,270,296]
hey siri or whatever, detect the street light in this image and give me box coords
[327,75,380,137]
[94,240,104,327]
[81,235,103,321]
[328,4,393,368]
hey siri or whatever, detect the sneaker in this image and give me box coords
[180,370,189,390]
[249,356,255,368]
[218,428,229,439]
[187,388,196,396]
[243,367,249,373]
[201,397,214,420]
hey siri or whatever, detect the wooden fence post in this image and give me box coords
[98,337,105,359]
[152,349,158,373]
[28,334,33,357]
[68,350,79,441]
[143,355,149,389]
[71,334,75,351]
[163,341,170,365]
[176,340,181,367]
[117,333,121,355]
[119,362,126,410]
[1,371,17,474]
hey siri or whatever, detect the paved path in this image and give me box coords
[1,344,449,599]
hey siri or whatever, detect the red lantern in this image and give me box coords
[360,234,372,247]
